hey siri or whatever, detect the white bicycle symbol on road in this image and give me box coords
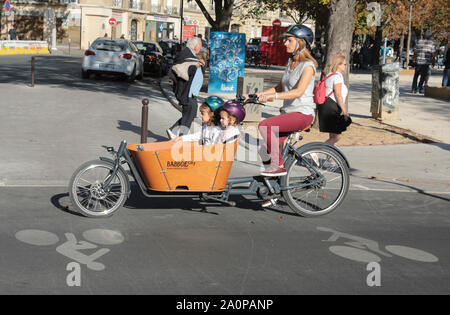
[317,227,439,264]
[15,229,124,271]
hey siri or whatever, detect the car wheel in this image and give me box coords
[81,69,90,79]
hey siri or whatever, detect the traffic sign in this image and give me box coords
[272,19,281,27]
[5,1,11,12]
[109,18,117,26]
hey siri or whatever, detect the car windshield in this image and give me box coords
[92,41,126,52]
[134,42,157,52]
[159,41,170,51]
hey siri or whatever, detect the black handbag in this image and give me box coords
[338,114,352,129]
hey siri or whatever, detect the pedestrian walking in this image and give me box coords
[167,36,204,138]
[8,27,17,40]
[411,30,436,94]
[317,54,351,146]
[442,36,450,87]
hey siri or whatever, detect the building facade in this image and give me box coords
[1,0,301,49]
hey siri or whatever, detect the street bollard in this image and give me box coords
[140,98,149,143]
[69,38,71,56]
[31,56,35,87]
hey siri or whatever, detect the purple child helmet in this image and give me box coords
[221,100,246,123]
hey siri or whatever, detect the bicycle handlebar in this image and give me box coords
[235,94,266,106]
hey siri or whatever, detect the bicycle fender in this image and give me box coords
[99,156,131,182]
[295,142,350,168]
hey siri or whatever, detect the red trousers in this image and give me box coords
[258,112,314,167]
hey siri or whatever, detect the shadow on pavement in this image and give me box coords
[351,175,450,202]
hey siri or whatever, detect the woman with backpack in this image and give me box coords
[244,25,318,180]
[317,54,350,145]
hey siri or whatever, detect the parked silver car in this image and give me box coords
[82,38,144,82]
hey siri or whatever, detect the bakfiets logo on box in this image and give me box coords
[167,161,196,168]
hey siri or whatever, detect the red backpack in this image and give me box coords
[313,73,338,105]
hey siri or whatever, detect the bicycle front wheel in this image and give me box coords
[281,145,350,217]
[69,160,129,218]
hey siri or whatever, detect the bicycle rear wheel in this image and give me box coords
[281,145,349,217]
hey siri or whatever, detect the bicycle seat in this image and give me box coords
[288,125,312,143]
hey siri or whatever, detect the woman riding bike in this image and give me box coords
[246,25,318,177]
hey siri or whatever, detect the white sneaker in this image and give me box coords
[166,129,176,139]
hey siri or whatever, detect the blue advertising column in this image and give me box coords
[208,32,246,94]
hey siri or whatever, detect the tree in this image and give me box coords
[189,0,236,32]
[240,0,330,47]
[325,0,358,77]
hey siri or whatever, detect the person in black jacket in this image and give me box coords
[167,37,203,138]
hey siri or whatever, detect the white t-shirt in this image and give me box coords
[325,72,348,103]
[220,126,241,143]
[182,124,222,145]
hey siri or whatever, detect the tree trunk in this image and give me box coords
[405,1,412,70]
[325,0,357,110]
[399,33,404,67]
[195,0,234,32]
[373,25,383,66]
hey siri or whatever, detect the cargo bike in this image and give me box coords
[68,95,350,218]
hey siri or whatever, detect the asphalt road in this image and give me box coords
[0,54,449,295]
[0,185,449,295]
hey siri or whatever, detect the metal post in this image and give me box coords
[68,38,71,56]
[140,98,149,143]
[31,56,35,87]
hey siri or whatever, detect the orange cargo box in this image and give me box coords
[127,139,239,192]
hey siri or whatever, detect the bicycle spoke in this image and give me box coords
[70,161,128,217]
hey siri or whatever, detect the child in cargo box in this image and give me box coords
[174,96,224,145]
[218,100,245,143]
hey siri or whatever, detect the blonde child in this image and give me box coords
[218,100,245,143]
[174,96,224,145]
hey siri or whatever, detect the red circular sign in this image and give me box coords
[272,19,281,27]
[109,18,117,26]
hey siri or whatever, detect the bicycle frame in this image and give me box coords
[100,132,349,206]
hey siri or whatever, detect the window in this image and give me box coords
[134,42,157,52]
[113,0,122,8]
[166,0,173,14]
[92,40,126,52]
[151,0,160,12]
[129,0,140,9]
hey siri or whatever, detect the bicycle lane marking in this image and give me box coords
[317,226,439,264]
[15,229,125,271]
